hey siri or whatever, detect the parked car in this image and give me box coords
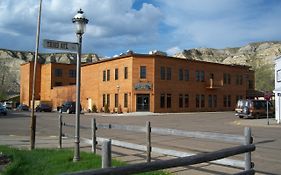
[0,104,7,116]
[235,99,274,119]
[35,103,52,112]
[3,101,13,110]
[57,101,81,114]
[17,104,29,111]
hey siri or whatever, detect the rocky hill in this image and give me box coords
[0,49,99,100]
[174,41,281,91]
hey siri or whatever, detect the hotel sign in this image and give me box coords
[43,39,77,52]
[134,83,152,91]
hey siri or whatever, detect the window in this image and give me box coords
[69,69,76,78]
[115,68,118,80]
[184,94,189,108]
[103,70,106,81]
[54,82,62,86]
[224,95,231,107]
[223,73,231,84]
[196,94,200,108]
[160,94,165,108]
[213,95,217,108]
[160,67,165,80]
[201,94,205,108]
[179,69,183,81]
[200,71,205,82]
[167,94,172,108]
[54,69,62,77]
[179,94,183,108]
[103,94,106,107]
[196,71,200,81]
[140,66,146,79]
[115,94,118,107]
[124,67,128,79]
[69,82,75,85]
[208,95,212,108]
[107,94,110,107]
[124,93,128,108]
[277,70,281,82]
[167,67,172,80]
[184,69,189,81]
[236,75,243,85]
[107,70,110,81]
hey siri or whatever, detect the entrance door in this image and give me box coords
[136,94,150,111]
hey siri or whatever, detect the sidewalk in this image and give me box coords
[233,118,281,128]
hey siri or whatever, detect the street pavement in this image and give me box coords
[0,111,280,175]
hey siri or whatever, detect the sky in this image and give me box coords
[0,0,281,57]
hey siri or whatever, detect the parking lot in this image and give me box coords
[0,111,280,174]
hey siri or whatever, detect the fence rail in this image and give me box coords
[63,144,255,175]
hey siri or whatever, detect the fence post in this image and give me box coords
[146,121,151,163]
[102,139,112,168]
[92,118,97,154]
[244,127,253,170]
[58,112,62,149]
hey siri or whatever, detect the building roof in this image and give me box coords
[81,53,252,70]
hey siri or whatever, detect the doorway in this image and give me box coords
[136,94,150,111]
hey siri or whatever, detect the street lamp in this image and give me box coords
[72,9,88,162]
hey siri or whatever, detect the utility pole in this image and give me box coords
[30,0,43,150]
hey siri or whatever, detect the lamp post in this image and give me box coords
[72,9,88,162]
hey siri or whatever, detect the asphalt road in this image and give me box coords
[0,111,280,175]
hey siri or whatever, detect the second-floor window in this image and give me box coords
[103,70,106,81]
[140,66,146,79]
[223,73,231,84]
[124,67,128,79]
[115,68,118,80]
[69,69,76,78]
[196,71,205,82]
[54,69,62,77]
[179,69,183,81]
[107,70,110,81]
[167,67,172,80]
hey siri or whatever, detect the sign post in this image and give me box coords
[264,92,272,125]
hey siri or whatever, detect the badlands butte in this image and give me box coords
[0,41,281,98]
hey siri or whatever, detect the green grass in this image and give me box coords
[0,145,169,175]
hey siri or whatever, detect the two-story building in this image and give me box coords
[20,53,255,113]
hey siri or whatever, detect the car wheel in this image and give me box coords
[239,115,243,119]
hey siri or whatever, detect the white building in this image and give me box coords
[274,56,281,123]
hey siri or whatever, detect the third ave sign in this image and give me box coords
[43,39,77,52]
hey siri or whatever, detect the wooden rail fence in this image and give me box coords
[58,115,255,174]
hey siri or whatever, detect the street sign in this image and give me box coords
[43,39,77,52]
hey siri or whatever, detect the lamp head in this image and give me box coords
[72,9,89,35]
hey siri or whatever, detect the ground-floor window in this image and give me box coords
[124,93,128,108]
[167,94,172,108]
[184,94,189,108]
[196,94,205,108]
[160,94,165,108]
[207,95,217,108]
[223,95,231,107]
[115,94,118,107]
[107,94,110,107]
[179,94,183,108]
